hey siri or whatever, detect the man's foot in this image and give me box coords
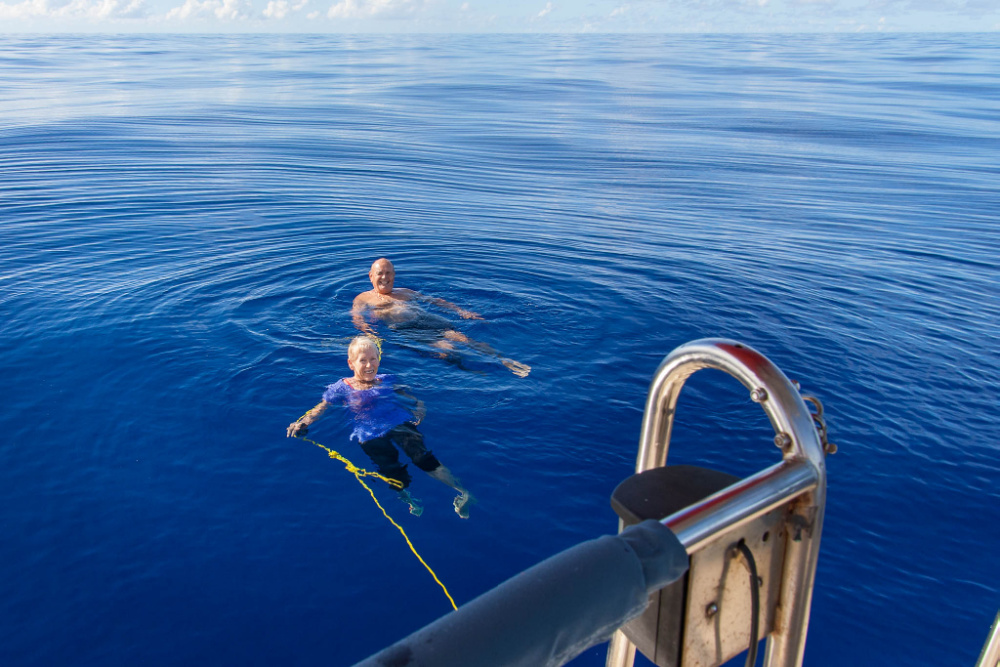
[431,340,456,360]
[399,490,423,517]
[502,358,531,378]
[453,491,475,519]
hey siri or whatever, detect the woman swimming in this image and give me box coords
[287,335,475,518]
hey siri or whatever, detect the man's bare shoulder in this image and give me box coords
[353,290,378,308]
[353,288,418,307]
[394,288,419,300]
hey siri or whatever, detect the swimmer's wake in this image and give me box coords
[294,433,458,611]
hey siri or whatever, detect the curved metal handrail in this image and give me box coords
[638,338,826,474]
[608,338,828,667]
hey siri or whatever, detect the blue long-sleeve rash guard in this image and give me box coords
[322,374,414,442]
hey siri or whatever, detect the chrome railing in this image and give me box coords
[607,338,829,667]
[977,610,1000,667]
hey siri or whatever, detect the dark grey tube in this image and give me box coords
[353,520,688,667]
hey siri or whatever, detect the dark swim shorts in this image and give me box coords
[387,312,456,347]
[359,422,441,489]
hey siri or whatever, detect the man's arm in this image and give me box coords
[352,294,378,334]
[287,401,329,437]
[414,291,482,320]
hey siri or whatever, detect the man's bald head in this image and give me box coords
[369,258,396,294]
[370,257,394,275]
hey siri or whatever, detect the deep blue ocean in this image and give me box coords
[1,33,997,666]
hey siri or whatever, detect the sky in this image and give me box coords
[0,0,998,35]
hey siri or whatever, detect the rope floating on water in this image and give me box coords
[295,433,458,611]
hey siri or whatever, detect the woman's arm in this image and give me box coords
[394,386,426,425]
[287,401,329,437]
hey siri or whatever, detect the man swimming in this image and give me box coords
[352,258,530,378]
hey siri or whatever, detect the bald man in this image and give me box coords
[352,258,530,378]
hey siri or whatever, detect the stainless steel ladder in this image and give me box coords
[607,338,832,667]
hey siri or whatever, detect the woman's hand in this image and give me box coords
[287,401,328,438]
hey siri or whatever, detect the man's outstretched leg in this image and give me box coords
[440,329,531,378]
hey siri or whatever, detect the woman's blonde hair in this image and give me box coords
[347,335,381,361]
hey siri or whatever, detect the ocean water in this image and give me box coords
[1,33,997,666]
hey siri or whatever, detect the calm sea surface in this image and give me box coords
[1,33,997,666]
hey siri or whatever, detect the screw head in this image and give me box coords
[706,602,719,618]
[774,432,792,449]
[751,388,768,403]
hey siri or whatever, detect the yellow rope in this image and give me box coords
[295,433,458,611]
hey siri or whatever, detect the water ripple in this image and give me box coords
[1,33,999,667]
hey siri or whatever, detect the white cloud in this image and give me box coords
[165,0,250,20]
[0,0,146,19]
[263,0,288,16]
[609,4,626,16]
[326,0,419,19]
[536,0,550,16]
[263,0,308,18]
